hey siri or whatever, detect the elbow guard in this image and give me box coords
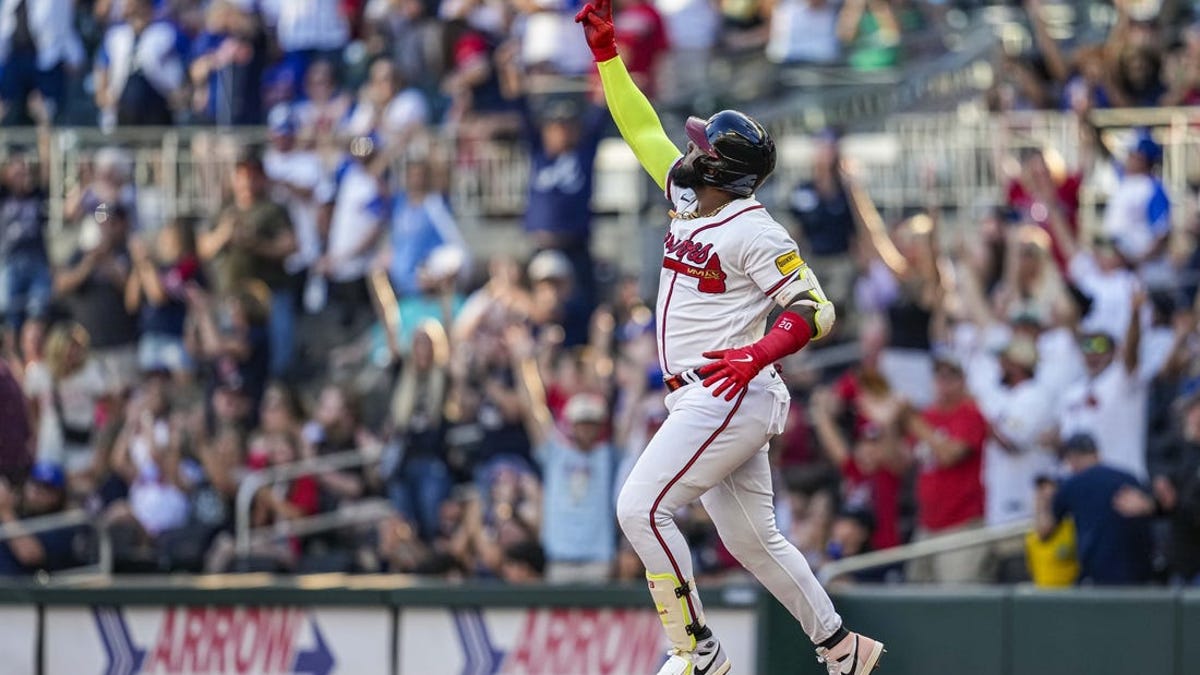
[775,265,836,340]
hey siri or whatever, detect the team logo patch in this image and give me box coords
[775,251,803,275]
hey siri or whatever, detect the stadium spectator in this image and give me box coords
[1002,148,1084,272]
[502,48,609,314]
[301,383,369,503]
[1101,131,1172,289]
[824,507,888,582]
[788,129,857,316]
[100,375,191,569]
[654,0,720,109]
[381,321,452,540]
[185,286,271,412]
[0,462,82,574]
[188,1,268,126]
[381,159,465,298]
[262,0,351,98]
[848,182,940,407]
[0,348,32,485]
[1024,476,1080,587]
[341,57,430,143]
[0,0,84,126]
[63,148,139,235]
[836,0,902,71]
[262,106,326,290]
[94,0,185,128]
[201,154,298,377]
[1045,191,1139,343]
[949,248,1061,532]
[0,151,51,343]
[613,0,670,96]
[1056,292,1150,481]
[500,540,547,582]
[1035,433,1154,585]
[440,18,510,126]
[520,360,618,583]
[1149,389,1200,584]
[126,219,204,376]
[54,203,139,391]
[1162,21,1200,106]
[810,387,906,552]
[765,0,842,65]
[316,136,388,338]
[902,355,988,583]
[527,249,590,347]
[293,59,352,155]
[363,0,442,90]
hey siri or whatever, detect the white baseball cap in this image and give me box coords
[528,250,573,283]
[565,393,608,424]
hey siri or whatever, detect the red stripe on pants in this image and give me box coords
[648,388,748,622]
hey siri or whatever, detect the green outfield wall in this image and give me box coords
[0,578,1195,674]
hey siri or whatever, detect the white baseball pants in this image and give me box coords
[616,369,843,644]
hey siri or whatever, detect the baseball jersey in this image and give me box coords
[657,161,810,376]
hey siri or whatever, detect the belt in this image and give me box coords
[664,369,703,392]
[664,364,783,392]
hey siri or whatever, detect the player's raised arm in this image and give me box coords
[575,0,679,191]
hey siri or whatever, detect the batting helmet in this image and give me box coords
[684,110,777,197]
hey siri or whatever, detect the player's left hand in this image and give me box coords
[698,347,765,401]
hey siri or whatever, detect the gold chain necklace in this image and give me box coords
[669,199,734,221]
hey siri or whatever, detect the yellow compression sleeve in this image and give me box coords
[596,56,680,191]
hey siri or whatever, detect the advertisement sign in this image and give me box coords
[45,605,390,675]
[0,606,37,675]
[398,607,757,675]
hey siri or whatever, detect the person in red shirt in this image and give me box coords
[901,355,989,583]
[613,0,669,97]
[811,388,909,552]
[1004,148,1083,272]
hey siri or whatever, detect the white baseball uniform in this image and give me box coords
[615,165,842,645]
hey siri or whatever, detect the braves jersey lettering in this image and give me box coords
[656,173,809,376]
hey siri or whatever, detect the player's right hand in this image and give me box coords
[574,0,618,62]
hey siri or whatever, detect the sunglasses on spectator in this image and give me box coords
[1079,335,1113,354]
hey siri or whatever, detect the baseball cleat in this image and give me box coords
[655,637,732,675]
[816,632,885,674]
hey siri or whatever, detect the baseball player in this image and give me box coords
[575,2,885,673]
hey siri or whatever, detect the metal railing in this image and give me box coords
[246,498,394,543]
[817,519,1032,584]
[0,508,112,576]
[234,449,383,557]
[3,107,1196,253]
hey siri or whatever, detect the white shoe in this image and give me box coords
[656,637,732,675]
[816,632,885,674]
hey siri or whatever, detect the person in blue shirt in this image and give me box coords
[501,41,611,310]
[1036,433,1154,585]
[0,152,50,344]
[187,1,267,126]
[382,159,466,298]
[532,392,617,583]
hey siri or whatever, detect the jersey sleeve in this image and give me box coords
[741,222,808,302]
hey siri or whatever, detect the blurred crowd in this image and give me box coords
[0,0,1199,589]
[990,0,1200,113]
[1,109,1198,586]
[0,0,951,134]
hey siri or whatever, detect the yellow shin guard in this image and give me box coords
[646,571,707,652]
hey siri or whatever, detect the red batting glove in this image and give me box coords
[697,311,814,401]
[574,0,618,62]
[698,347,765,401]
